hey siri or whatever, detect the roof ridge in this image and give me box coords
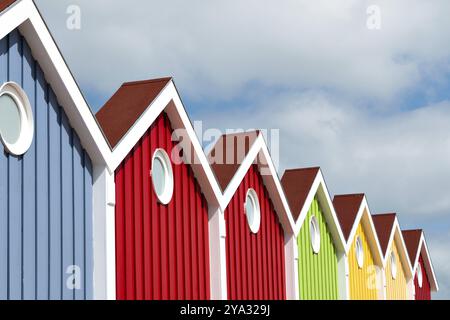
[284,166,321,173]
[122,77,173,87]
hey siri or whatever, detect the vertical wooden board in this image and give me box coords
[181,163,191,299]
[202,197,211,299]
[73,134,85,300]
[35,65,49,300]
[0,35,8,300]
[7,29,23,300]
[83,154,93,300]
[244,172,252,299]
[196,185,204,299]
[114,166,125,299]
[158,118,168,300]
[141,132,152,300]
[48,89,62,300]
[21,39,36,300]
[167,134,177,300]
[150,129,161,299]
[256,175,263,299]
[124,155,135,299]
[174,155,184,299]
[133,142,144,300]
[189,174,199,300]
[61,113,74,300]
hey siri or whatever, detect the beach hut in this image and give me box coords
[372,213,413,299]
[0,0,110,299]
[281,167,347,300]
[96,78,223,300]
[402,229,439,300]
[208,131,295,300]
[333,194,384,300]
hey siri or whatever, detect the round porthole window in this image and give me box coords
[390,251,397,279]
[417,263,423,288]
[310,215,320,254]
[151,149,173,205]
[0,82,34,155]
[245,188,261,234]
[355,236,364,268]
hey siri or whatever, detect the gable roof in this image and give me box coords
[333,193,383,264]
[96,77,172,149]
[402,229,439,291]
[208,131,259,191]
[372,213,396,256]
[333,193,365,241]
[208,130,295,234]
[281,167,320,221]
[281,167,346,252]
[372,213,413,278]
[0,0,17,13]
[0,0,111,167]
[402,229,422,265]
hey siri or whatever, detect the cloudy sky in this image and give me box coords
[34,0,450,298]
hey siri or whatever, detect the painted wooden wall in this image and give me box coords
[0,29,93,300]
[414,254,431,300]
[385,241,408,300]
[114,113,211,300]
[224,164,286,300]
[297,196,338,300]
[348,223,379,300]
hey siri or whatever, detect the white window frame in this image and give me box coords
[244,188,261,234]
[417,263,423,288]
[309,215,321,254]
[390,251,397,279]
[0,82,34,156]
[356,236,364,269]
[151,148,174,205]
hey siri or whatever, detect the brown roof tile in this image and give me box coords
[372,213,396,256]
[208,131,259,191]
[333,194,365,241]
[281,167,320,221]
[402,229,422,266]
[96,77,172,148]
[0,0,17,13]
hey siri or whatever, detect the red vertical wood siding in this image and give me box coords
[414,254,431,300]
[224,164,286,300]
[115,113,211,300]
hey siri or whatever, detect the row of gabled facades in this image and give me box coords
[0,0,439,300]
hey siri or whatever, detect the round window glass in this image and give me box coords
[310,216,320,254]
[0,82,34,155]
[0,93,22,144]
[245,189,260,234]
[151,149,173,205]
[390,251,397,279]
[356,236,364,268]
[417,263,423,288]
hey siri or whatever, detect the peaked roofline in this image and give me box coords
[334,194,384,265]
[0,0,111,168]
[281,167,346,252]
[209,131,296,234]
[373,214,413,279]
[403,229,439,291]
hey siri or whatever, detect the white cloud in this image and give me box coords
[35,0,450,107]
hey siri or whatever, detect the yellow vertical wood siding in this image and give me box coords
[348,223,380,300]
[385,242,408,300]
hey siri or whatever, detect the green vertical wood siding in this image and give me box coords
[297,197,339,300]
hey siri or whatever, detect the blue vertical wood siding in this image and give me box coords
[0,29,93,300]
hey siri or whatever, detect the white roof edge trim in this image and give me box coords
[0,0,113,169]
[221,133,296,235]
[414,234,439,292]
[344,196,384,266]
[383,219,413,279]
[292,170,346,252]
[110,80,223,207]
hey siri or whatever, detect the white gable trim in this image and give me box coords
[344,196,384,266]
[0,0,112,168]
[382,219,413,279]
[220,132,296,235]
[292,170,346,253]
[412,233,439,292]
